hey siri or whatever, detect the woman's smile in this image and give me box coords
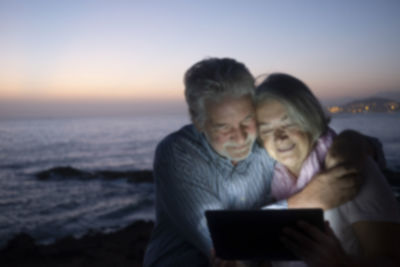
[276,143,296,153]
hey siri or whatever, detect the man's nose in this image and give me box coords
[230,127,247,144]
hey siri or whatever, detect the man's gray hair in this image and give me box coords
[184,58,255,126]
[255,73,330,144]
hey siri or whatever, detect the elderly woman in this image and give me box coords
[255,73,400,267]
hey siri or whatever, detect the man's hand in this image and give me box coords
[288,163,361,210]
[326,129,386,170]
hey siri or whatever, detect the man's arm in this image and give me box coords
[287,163,360,210]
[287,130,373,210]
[154,139,221,258]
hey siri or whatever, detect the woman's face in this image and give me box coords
[256,99,312,176]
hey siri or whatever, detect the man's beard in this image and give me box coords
[222,134,256,162]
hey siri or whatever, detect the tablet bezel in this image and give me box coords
[205,209,324,261]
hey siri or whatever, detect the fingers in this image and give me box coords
[322,164,362,191]
[282,220,350,267]
[281,226,325,261]
[296,220,342,249]
[324,221,336,238]
[211,248,216,258]
[324,163,359,182]
[219,260,239,267]
[283,226,315,248]
[210,249,224,267]
[281,222,334,262]
[210,250,238,267]
[308,164,361,210]
[280,234,307,259]
[296,221,327,242]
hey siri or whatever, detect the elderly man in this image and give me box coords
[143,58,359,267]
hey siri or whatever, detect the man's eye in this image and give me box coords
[215,125,230,132]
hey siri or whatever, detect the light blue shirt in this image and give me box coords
[144,125,277,267]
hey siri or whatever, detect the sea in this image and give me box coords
[0,112,399,248]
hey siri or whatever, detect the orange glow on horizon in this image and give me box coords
[0,85,183,101]
[0,72,183,101]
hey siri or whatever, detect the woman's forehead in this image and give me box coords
[257,100,288,121]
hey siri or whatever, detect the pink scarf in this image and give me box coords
[271,128,336,201]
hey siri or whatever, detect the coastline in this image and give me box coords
[1,168,399,266]
[1,168,156,267]
[0,220,154,267]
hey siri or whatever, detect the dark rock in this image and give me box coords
[36,166,93,180]
[0,233,40,261]
[99,170,153,183]
[0,220,155,267]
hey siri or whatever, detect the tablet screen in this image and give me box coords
[205,209,324,261]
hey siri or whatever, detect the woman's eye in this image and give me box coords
[260,129,273,136]
[283,123,296,129]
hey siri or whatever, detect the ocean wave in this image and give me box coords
[97,198,154,221]
[35,166,153,183]
[0,163,26,170]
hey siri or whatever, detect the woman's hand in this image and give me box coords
[281,220,352,267]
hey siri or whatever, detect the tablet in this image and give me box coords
[205,209,324,261]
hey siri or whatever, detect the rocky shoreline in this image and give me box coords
[0,220,154,267]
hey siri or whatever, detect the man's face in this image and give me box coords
[199,95,257,164]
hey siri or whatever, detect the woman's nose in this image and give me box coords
[273,128,287,140]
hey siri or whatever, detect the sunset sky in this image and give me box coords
[1,0,400,110]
